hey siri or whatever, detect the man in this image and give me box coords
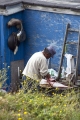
[22,45,56,90]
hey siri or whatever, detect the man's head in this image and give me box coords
[43,45,56,59]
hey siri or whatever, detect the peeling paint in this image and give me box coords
[23,9,80,71]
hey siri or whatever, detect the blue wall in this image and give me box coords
[0,15,5,69]
[1,9,80,90]
[2,9,80,71]
[23,9,80,70]
[0,15,2,69]
[3,12,25,64]
[0,12,25,90]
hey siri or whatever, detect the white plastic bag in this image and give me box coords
[48,68,58,77]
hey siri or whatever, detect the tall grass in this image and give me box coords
[0,64,80,120]
[0,88,80,120]
[0,63,9,88]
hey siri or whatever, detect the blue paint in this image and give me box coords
[3,11,25,64]
[0,8,80,90]
[0,15,1,69]
[23,10,80,70]
[0,16,5,68]
[0,12,25,90]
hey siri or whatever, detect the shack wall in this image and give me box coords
[1,8,80,90]
[0,11,25,90]
[23,9,80,71]
[0,15,2,69]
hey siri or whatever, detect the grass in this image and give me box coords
[0,88,80,120]
[0,64,80,120]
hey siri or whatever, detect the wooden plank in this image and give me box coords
[10,60,24,92]
[0,0,80,10]
[66,41,78,45]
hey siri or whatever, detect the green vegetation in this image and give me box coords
[0,63,9,88]
[0,88,80,120]
[0,64,80,120]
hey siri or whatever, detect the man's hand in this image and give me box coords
[45,73,50,80]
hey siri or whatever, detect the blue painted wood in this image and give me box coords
[1,9,80,90]
[3,11,24,65]
[0,11,25,90]
[0,15,5,69]
[23,10,80,71]
[0,15,1,69]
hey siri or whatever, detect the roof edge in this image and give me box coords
[23,0,80,10]
[0,0,80,10]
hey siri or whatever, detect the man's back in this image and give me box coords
[22,51,48,80]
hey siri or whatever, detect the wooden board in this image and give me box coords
[10,60,24,92]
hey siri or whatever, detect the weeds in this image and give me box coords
[0,65,80,120]
[0,87,80,120]
[0,63,9,89]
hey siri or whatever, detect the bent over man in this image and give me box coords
[22,45,56,91]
